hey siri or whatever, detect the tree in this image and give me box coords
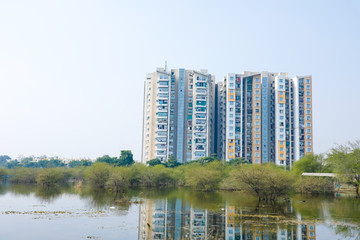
[36,168,66,187]
[164,156,180,168]
[147,158,162,166]
[84,163,111,188]
[0,155,11,166]
[0,168,7,182]
[105,167,131,192]
[327,141,360,196]
[117,150,134,166]
[68,160,93,168]
[226,157,248,166]
[229,164,294,201]
[185,165,222,191]
[96,155,116,165]
[292,153,329,175]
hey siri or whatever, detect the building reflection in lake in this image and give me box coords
[139,199,316,240]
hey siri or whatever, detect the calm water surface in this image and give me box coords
[0,184,359,240]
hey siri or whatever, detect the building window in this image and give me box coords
[280,154,284,158]
[306,85,310,89]
[280,134,284,139]
[279,85,283,89]
[306,91,311,96]
[307,110,311,114]
[255,78,260,83]
[255,121,259,125]
[307,141,312,146]
[255,90,260,94]
[230,83,234,87]
[255,127,260,132]
[307,129,311,133]
[280,147,284,151]
[230,89,234,93]
[255,140,260,144]
[255,84,260,88]
[280,116,284,120]
[230,133,233,137]
[306,97,311,102]
[307,116,311,120]
[280,97,283,101]
[307,123,311,127]
[255,153,260,157]
[230,101,234,105]
[307,104,311,108]
[229,120,234,124]
[280,128,284,132]
[255,115,260,119]
[229,126,234,130]
[306,79,311,83]
[255,134,260,138]
[279,79,283,83]
[307,148,311,152]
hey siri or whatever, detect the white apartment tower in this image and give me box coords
[141,67,215,164]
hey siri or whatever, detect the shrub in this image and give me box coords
[84,163,111,188]
[0,168,7,182]
[229,164,294,201]
[106,167,131,192]
[37,168,66,187]
[185,165,222,191]
[9,168,39,183]
[294,177,335,194]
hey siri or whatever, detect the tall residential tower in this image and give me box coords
[141,67,215,164]
[216,71,313,167]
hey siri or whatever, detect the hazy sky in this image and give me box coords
[1,0,359,160]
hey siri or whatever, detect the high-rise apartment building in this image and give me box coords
[217,71,313,167]
[141,67,215,164]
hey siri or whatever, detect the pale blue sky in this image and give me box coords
[1,0,359,160]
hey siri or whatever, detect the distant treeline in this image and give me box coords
[1,141,359,200]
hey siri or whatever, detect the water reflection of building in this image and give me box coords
[139,199,226,240]
[225,206,316,240]
[139,200,316,240]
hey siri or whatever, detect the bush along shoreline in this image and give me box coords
[1,141,359,201]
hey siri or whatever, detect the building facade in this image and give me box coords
[141,67,215,164]
[217,71,313,167]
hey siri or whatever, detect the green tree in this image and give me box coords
[229,164,294,201]
[36,168,66,187]
[117,150,134,166]
[164,156,180,168]
[292,153,328,175]
[4,160,20,169]
[0,155,11,166]
[147,158,162,166]
[327,141,360,196]
[68,160,93,168]
[96,155,117,165]
[84,163,111,188]
[9,168,39,183]
[226,157,248,166]
[105,167,131,192]
[0,168,7,182]
[184,164,222,191]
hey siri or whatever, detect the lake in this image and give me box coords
[0,184,359,240]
